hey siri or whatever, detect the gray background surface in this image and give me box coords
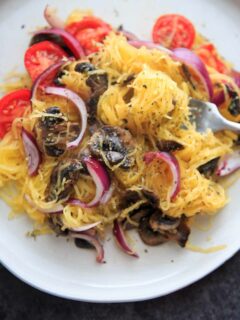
[0,251,239,320]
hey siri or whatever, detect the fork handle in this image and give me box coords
[219,117,240,133]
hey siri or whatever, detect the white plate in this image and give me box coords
[0,0,240,303]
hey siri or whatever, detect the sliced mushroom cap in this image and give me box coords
[139,216,168,246]
[74,62,96,73]
[156,140,184,152]
[89,126,135,169]
[149,211,180,232]
[34,106,80,157]
[130,208,150,224]
[198,157,219,178]
[86,73,108,122]
[139,211,190,247]
[46,159,85,201]
[141,189,159,207]
[174,217,190,248]
[74,238,95,249]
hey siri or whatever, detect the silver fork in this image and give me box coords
[188,99,240,133]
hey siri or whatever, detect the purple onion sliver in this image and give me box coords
[44,86,87,149]
[67,158,111,208]
[31,60,66,100]
[113,220,139,258]
[24,194,63,214]
[234,76,240,88]
[70,232,104,263]
[119,29,139,41]
[172,47,213,100]
[34,28,85,59]
[44,5,65,29]
[21,128,42,176]
[100,184,114,204]
[70,221,101,232]
[212,91,225,107]
[128,40,172,54]
[144,151,181,200]
[216,151,240,177]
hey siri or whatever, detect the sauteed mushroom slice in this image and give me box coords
[46,159,85,202]
[149,211,180,232]
[89,126,135,169]
[34,106,79,157]
[139,216,169,246]
[156,140,184,152]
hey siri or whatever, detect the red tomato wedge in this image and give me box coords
[66,16,111,55]
[152,14,196,49]
[0,89,31,138]
[24,41,68,81]
[195,43,229,74]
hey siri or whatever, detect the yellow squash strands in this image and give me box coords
[0,30,237,236]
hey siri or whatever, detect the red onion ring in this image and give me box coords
[44,5,65,29]
[128,40,172,54]
[100,184,114,205]
[70,221,101,232]
[113,220,139,258]
[70,232,104,263]
[31,60,66,100]
[212,90,225,107]
[24,194,63,214]
[216,151,240,176]
[21,128,41,176]
[67,158,111,208]
[119,29,139,41]
[44,86,87,149]
[172,48,213,100]
[234,76,240,88]
[231,70,240,88]
[34,28,85,59]
[144,151,181,200]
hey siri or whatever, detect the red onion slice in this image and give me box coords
[119,29,139,41]
[128,40,172,54]
[231,70,240,88]
[21,128,41,176]
[70,232,104,263]
[44,86,87,148]
[67,158,111,208]
[234,76,240,88]
[24,194,63,214]
[172,48,213,100]
[113,220,139,258]
[70,221,101,232]
[144,151,180,200]
[100,184,114,204]
[34,28,85,59]
[216,151,240,176]
[44,5,65,29]
[31,60,66,99]
[212,90,225,107]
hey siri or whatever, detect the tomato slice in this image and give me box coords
[152,14,196,49]
[24,41,68,81]
[66,16,112,55]
[0,89,31,138]
[195,43,229,74]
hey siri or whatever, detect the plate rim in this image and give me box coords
[0,0,240,303]
[0,241,239,302]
